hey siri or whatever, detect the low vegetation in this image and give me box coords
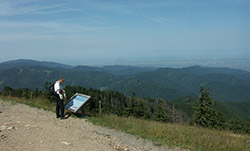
[89,114,250,151]
[0,96,55,111]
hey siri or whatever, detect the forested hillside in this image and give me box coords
[1,60,249,102]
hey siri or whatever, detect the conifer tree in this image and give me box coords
[153,102,172,122]
[193,87,225,129]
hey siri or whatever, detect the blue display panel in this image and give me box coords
[64,93,91,113]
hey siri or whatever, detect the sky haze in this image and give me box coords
[0,0,249,65]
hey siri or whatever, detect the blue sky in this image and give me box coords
[0,0,249,65]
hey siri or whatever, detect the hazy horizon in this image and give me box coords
[0,0,249,66]
[1,57,250,72]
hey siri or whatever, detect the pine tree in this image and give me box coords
[153,102,172,122]
[133,100,146,118]
[192,87,225,129]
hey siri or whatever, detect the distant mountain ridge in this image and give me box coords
[0,59,250,102]
[0,59,73,71]
[0,59,157,75]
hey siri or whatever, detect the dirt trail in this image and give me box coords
[0,100,183,151]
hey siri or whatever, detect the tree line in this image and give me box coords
[1,83,185,123]
[0,84,249,134]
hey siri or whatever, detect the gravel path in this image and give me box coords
[0,100,183,151]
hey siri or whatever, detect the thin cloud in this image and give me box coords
[0,21,112,32]
[0,33,57,40]
[82,0,177,24]
[0,0,177,24]
[0,0,76,16]
[0,21,114,41]
[147,16,173,24]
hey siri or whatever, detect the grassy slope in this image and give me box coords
[89,115,250,151]
[1,96,249,151]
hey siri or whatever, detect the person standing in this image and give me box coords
[54,77,65,119]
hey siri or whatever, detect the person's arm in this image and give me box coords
[58,89,62,94]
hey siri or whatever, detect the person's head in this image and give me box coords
[58,77,64,83]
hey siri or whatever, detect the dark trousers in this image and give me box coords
[56,94,64,117]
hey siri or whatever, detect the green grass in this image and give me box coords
[88,114,250,151]
[1,96,249,151]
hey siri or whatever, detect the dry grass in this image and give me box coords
[0,96,55,111]
[89,114,250,151]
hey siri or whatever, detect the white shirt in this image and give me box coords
[54,81,62,94]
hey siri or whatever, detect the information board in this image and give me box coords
[64,93,91,113]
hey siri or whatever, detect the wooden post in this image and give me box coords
[99,100,102,116]
[30,91,33,101]
[172,104,175,122]
[81,107,85,117]
[111,94,113,114]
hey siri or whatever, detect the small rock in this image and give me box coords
[61,141,72,146]
[25,124,30,129]
[17,121,21,124]
[7,126,15,130]
[0,125,7,131]
[105,134,111,139]
[114,145,123,151]
[40,141,43,143]
[124,148,130,151]
[0,134,7,139]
